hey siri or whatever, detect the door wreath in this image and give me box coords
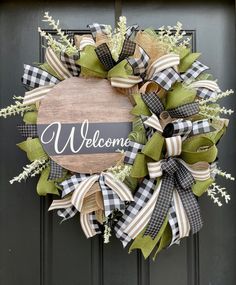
[0,12,234,260]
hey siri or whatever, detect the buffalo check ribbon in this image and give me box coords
[181,61,209,82]
[144,157,203,239]
[188,80,221,100]
[114,178,157,247]
[87,23,111,40]
[124,141,145,165]
[49,172,133,237]
[22,64,60,89]
[60,51,80,77]
[146,53,180,90]
[127,46,149,76]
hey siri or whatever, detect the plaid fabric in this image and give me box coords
[118,38,136,62]
[126,24,139,38]
[181,61,209,82]
[168,200,180,246]
[60,51,80,76]
[196,87,217,100]
[124,141,144,165]
[57,206,78,222]
[128,46,149,75]
[141,92,164,116]
[99,175,125,217]
[89,212,102,234]
[168,102,199,118]
[144,158,196,239]
[95,43,116,70]
[151,67,180,90]
[22,64,60,89]
[87,23,110,39]
[17,124,38,137]
[48,159,64,180]
[176,183,203,234]
[190,119,214,136]
[60,173,90,198]
[163,120,192,138]
[114,178,156,245]
[144,173,174,238]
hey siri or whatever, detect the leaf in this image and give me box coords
[37,167,59,196]
[166,82,196,109]
[17,138,48,161]
[179,52,201,73]
[23,111,38,124]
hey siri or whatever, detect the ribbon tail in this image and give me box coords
[176,184,203,234]
[80,212,101,238]
[144,174,174,239]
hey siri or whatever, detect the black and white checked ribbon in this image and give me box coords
[22,64,60,89]
[181,61,209,82]
[124,140,144,165]
[168,200,180,246]
[17,124,38,137]
[144,158,202,239]
[51,172,133,218]
[126,24,139,38]
[98,175,125,217]
[196,87,217,100]
[48,159,64,180]
[190,119,215,136]
[114,178,156,247]
[118,38,136,62]
[60,51,80,77]
[150,67,181,90]
[127,46,149,76]
[87,23,110,40]
[95,43,116,71]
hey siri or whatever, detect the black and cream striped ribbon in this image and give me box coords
[188,80,221,100]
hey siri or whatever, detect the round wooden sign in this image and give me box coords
[37,77,133,173]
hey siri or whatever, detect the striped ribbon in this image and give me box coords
[147,159,211,181]
[123,181,162,239]
[45,47,72,79]
[188,80,221,92]
[23,85,54,105]
[110,75,143,88]
[144,114,182,157]
[147,53,180,79]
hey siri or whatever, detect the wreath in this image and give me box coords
[1,12,234,260]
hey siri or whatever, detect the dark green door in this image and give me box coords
[0,1,235,284]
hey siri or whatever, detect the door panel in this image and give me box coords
[0,1,235,285]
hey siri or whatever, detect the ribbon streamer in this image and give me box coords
[22,64,59,89]
[114,178,156,247]
[45,48,72,79]
[22,85,54,105]
[144,157,202,239]
[49,172,133,237]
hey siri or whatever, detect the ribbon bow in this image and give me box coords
[144,157,203,239]
[49,172,133,238]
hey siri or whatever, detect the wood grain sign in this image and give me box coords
[37,77,133,173]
